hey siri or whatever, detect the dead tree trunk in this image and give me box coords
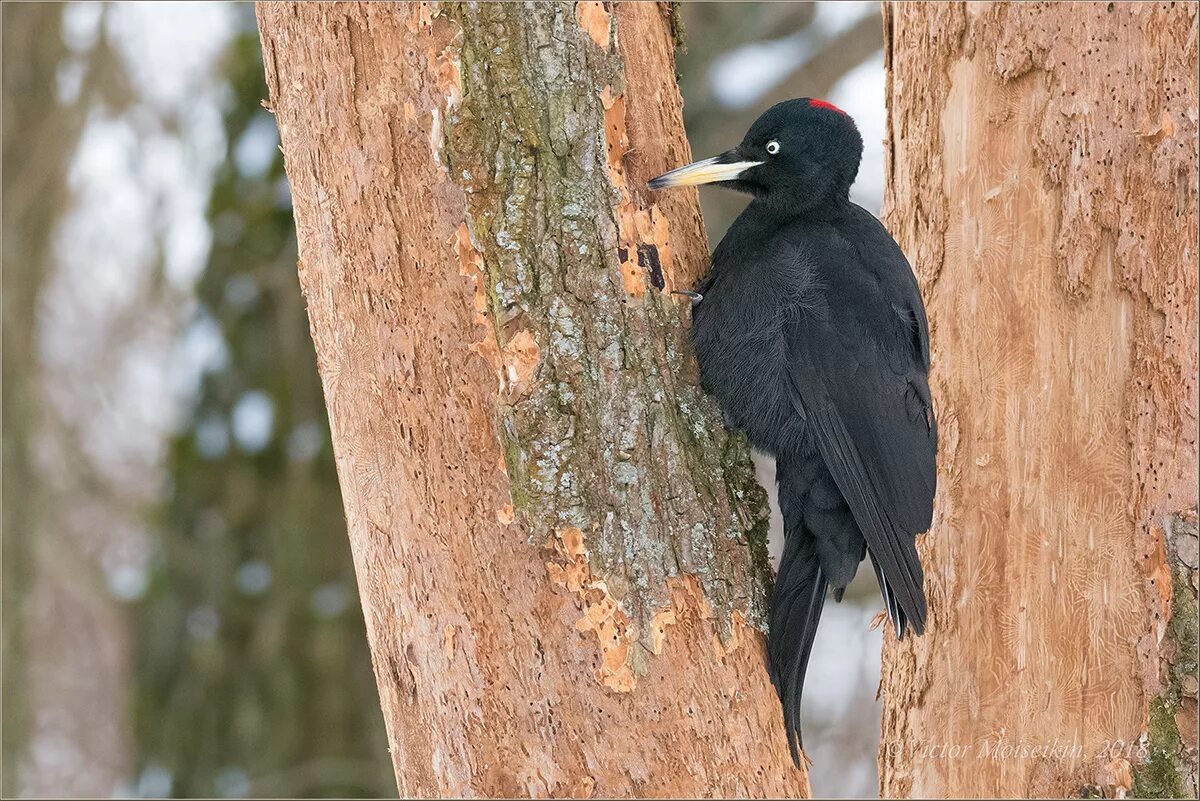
[257,2,805,796]
[879,2,1198,797]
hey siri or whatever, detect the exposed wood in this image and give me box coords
[257,2,806,795]
[880,2,1198,796]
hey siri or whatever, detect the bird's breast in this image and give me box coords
[691,270,808,451]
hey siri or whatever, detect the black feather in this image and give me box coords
[766,488,827,767]
[688,181,936,762]
[655,98,937,768]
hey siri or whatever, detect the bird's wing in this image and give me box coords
[783,265,937,632]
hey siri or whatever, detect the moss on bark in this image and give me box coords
[1133,513,1199,799]
[442,2,770,651]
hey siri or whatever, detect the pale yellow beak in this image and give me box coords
[648,154,763,189]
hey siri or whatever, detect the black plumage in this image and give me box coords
[650,98,937,766]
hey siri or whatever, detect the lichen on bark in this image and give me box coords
[1133,512,1199,799]
[257,3,807,791]
[441,2,770,671]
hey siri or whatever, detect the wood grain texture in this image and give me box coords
[257,2,807,796]
[880,2,1198,797]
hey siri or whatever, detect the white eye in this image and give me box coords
[765,140,781,155]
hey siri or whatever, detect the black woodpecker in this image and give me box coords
[649,98,937,767]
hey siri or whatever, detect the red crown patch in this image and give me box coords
[809,98,847,115]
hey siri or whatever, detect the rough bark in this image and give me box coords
[257,2,805,796]
[879,2,1198,797]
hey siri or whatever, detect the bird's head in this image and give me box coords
[649,98,863,212]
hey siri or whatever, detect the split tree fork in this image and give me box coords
[257,1,1198,798]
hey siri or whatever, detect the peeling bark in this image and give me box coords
[880,2,1198,797]
[257,2,805,796]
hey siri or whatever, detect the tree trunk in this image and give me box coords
[257,2,806,796]
[879,2,1198,797]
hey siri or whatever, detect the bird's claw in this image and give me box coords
[671,290,704,306]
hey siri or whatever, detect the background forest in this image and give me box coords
[5,3,890,797]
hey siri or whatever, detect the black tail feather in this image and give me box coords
[870,549,912,639]
[767,529,828,768]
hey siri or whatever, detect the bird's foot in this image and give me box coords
[670,289,703,306]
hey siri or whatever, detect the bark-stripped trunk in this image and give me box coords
[880,3,1198,797]
[257,3,806,796]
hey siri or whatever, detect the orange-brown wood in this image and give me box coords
[880,3,1198,796]
[257,3,808,796]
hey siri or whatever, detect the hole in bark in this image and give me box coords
[637,244,664,290]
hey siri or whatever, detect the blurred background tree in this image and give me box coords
[3,4,392,796]
[4,4,80,792]
[5,4,144,795]
[2,3,886,797]
[133,9,393,796]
